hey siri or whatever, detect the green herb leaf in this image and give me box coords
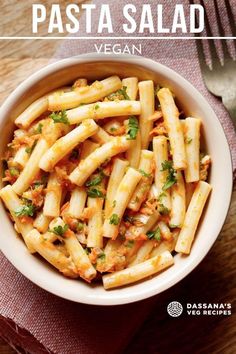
[127,116,139,140]
[158,204,170,215]
[76,222,84,232]
[185,137,193,144]
[108,86,130,101]
[98,252,106,261]
[50,224,69,237]
[25,140,37,155]
[9,167,19,177]
[50,110,69,125]
[87,188,105,199]
[139,169,151,178]
[85,174,103,187]
[146,227,161,241]
[109,213,120,225]
[161,160,177,191]
[126,240,134,248]
[112,200,117,208]
[94,104,100,110]
[157,192,167,202]
[70,148,79,160]
[35,123,43,134]
[14,204,36,217]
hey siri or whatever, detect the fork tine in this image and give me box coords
[199,0,220,65]
[224,0,236,53]
[213,0,231,60]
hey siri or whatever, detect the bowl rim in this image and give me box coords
[0,53,233,305]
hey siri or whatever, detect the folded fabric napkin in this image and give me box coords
[1,0,235,353]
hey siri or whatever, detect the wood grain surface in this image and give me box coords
[0,1,235,353]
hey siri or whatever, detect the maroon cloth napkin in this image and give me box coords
[1,1,236,353]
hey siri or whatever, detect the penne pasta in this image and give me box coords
[153,136,171,211]
[183,117,201,182]
[66,101,141,125]
[68,187,87,219]
[12,138,49,195]
[105,158,129,218]
[91,126,112,144]
[33,212,52,234]
[124,119,141,169]
[87,197,104,248]
[169,171,186,228]
[175,181,212,254]
[157,88,186,169]
[0,185,34,252]
[13,146,29,169]
[128,240,154,267]
[39,119,98,172]
[69,137,131,186]
[103,168,142,239]
[15,96,48,129]
[26,229,78,278]
[48,76,122,110]
[138,81,155,149]
[122,77,138,100]
[80,140,99,160]
[103,250,174,289]
[128,150,154,211]
[43,172,62,218]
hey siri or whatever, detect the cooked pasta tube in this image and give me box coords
[87,197,104,248]
[48,76,122,110]
[158,221,172,241]
[42,118,71,146]
[66,101,141,125]
[128,240,154,267]
[69,137,131,186]
[124,119,141,169]
[169,171,186,228]
[183,117,201,182]
[122,77,138,100]
[157,88,186,169]
[103,250,174,289]
[12,138,49,195]
[80,140,99,160]
[0,185,34,252]
[102,119,124,136]
[68,187,87,219]
[43,172,62,218]
[13,147,29,169]
[128,150,154,211]
[15,96,48,129]
[138,81,155,149]
[91,126,112,144]
[26,229,78,278]
[153,136,171,211]
[103,168,142,239]
[49,217,96,281]
[175,181,212,254]
[105,158,129,218]
[33,212,52,234]
[132,211,160,237]
[39,119,98,172]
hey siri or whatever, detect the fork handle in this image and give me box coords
[222,94,236,130]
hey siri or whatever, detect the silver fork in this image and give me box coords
[193,0,236,129]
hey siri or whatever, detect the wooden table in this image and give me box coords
[0,1,235,353]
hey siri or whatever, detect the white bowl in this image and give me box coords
[0,54,233,305]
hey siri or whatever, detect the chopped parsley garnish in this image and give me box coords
[50,224,69,237]
[50,110,69,125]
[169,224,178,229]
[157,192,167,202]
[146,227,161,241]
[85,174,103,187]
[110,127,117,133]
[126,240,134,248]
[98,252,106,261]
[35,123,43,134]
[127,116,139,140]
[139,169,151,178]
[158,204,170,215]
[14,204,36,217]
[76,222,84,232]
[33,175,47,189]
[87,188,105,199]
[109,213,120,225]
[9,167,19,177]
[161,160,177,190]
[94,104,100,110]
[108,86,130,101]
[112,200,117,208]
[185,137,193,144]
[25,140,37,154]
